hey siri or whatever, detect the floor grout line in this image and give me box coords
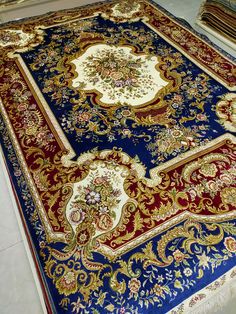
[0,240,23,254]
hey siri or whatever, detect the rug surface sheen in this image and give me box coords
[0,0,30,7]
[0,0,236,313]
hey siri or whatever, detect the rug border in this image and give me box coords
[0,144,48,314]
[168,266,236,313]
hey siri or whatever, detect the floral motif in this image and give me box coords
[183,155,236,203]
[64,164,129,252]
[199,163,217,177]
[71,174,121,231]
[76,223,94,247]
[197,252,210,269]
[224,237,236,253]
[70,210,85,224]
[128,278,141,295]
[215,93,236,132]
[113,1,140,17]
[85,190,101,205]
[0,30,21,45]
[221,187,236,206]
[55,269,78,296]
[0,27,43,48]
[147,124,211,163]
[102,0,142,22]
[173,249,186,263]
[71,297,85,313]
[152,284,165,297]
[189,294,206,307]
[183,268,193,277]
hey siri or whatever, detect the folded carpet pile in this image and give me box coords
[0,0,236,313]
[0,0,31,8]
[198,0,236,45]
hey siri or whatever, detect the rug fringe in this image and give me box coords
[191,279,236,314]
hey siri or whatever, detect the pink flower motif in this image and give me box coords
[173,95,182,102]
[18,103,28,111]
[70,209,85,224]
[196,113,207,121]
[114,80,124,87]
[93,176,109,186]
[120,307,126,314]
[14,169,22,177]
[85,191,101,204]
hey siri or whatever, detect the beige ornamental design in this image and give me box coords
[71,44,168,107]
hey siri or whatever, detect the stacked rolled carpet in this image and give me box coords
[197,0,236,47]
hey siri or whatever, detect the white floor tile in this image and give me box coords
[0,167,22,251]
[0,242,42,314]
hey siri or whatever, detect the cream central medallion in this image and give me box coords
[71,44,168,106]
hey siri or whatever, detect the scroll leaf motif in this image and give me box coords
[128,221,227,269]
[111,210,144,245]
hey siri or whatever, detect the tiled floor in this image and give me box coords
[0,1,235,313]
[0,155,43,314]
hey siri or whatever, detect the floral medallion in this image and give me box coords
[110,1,141,19]
[102,0,143,23]
[0,29,33,47]
[0,28,44,53]
[65,161,130,251]
[71,44,168,107]
[215,93,236,132]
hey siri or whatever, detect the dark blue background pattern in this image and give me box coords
[21,16,231,177]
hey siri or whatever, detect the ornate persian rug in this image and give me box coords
[0,0,236,313]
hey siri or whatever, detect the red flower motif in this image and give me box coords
[173,249,185,262]
[224,237,236,253]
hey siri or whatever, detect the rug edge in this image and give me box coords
[0,1,236,312]
[0,144,49,314]
[168,266,236,313]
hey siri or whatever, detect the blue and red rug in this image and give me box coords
[0,1,235,313]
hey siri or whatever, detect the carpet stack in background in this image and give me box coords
[198,0,236,45]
